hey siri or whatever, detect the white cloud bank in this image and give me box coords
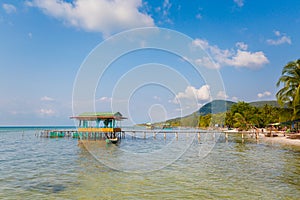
[174,85,210,104]
[192,39,269,69]
[2,3,17,14]
[26,0,155,36]
[257,91,271,98]
[267,30,291,45]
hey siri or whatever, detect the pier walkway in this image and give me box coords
[40,128,228,140]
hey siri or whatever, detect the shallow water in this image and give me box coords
[0,128,299,199]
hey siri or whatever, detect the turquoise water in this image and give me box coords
[0,127,300,199]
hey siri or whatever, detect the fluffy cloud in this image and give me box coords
[192,39,269,69]
[174,85,210,102]
[227,50,269,68]
[257,91,271,98]
[41,96,55,101]
[2,3,17,14]
[26,0,155,36]
[267,30,291,45]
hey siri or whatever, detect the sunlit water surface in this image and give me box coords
[0,127,299,199]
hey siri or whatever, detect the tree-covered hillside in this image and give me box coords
[198,100,236,115]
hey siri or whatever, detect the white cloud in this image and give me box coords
[96,96,112,102]
[274,30,281,36]
[174,85,210,102]
[26,0,155,36]
[195,57,220,69]
[41,96,54,101]
[192,38,269,69]
[39,108,55,116]
[2,3,17,14]
[217,91,229,99]
[257,91,271,98]
[267,30,291,45]
[163,0,171,16]
[231,96,238,101]
[227,50,269,68]
[234,0,244,7]
[155,0,172,24]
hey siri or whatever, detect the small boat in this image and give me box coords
[106,137,119,144]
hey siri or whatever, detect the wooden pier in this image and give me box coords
[39,128,262,142]
[37,111,262,142]
[40,128,219,141]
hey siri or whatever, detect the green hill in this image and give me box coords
[198,100,236,116]
[154,100,280,127]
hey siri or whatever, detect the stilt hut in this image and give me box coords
[70,112,126,142]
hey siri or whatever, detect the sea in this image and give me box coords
[0,126,300,199]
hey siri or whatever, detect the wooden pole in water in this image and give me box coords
[153,132,156,139]
[143,132,146,139]
[198,132,200,140]
[164,133,166,139]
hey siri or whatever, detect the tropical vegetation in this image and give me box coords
[151,59,300,131]
[276,59,300,120]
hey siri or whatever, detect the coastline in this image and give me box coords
[224,128,300,148]
[262,134,300,148]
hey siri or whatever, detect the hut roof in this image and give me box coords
[70,112,126,121]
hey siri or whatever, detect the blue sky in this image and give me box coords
[0,0,299,125]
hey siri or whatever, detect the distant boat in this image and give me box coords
[106,137,118,144]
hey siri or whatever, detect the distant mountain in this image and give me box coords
[198,100,236,116]
[153,100,280,127]
[249,100,280,108]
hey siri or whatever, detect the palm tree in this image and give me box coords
[276,59,300,120]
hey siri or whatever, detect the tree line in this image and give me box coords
[199,59,300,130]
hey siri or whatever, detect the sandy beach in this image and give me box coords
[262,134,300,148]
[224,129,300,148]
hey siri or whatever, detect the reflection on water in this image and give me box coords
[0,129,299,199]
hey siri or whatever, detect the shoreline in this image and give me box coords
[223,129,300,148]
[262,135,300,148]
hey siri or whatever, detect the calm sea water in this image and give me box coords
[0,127,300,199]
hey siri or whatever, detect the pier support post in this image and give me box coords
[143,132,146,139]
[175,132,178,140]
[164,133,166,140]
[153,132,156,139]
[197,132,200,140]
